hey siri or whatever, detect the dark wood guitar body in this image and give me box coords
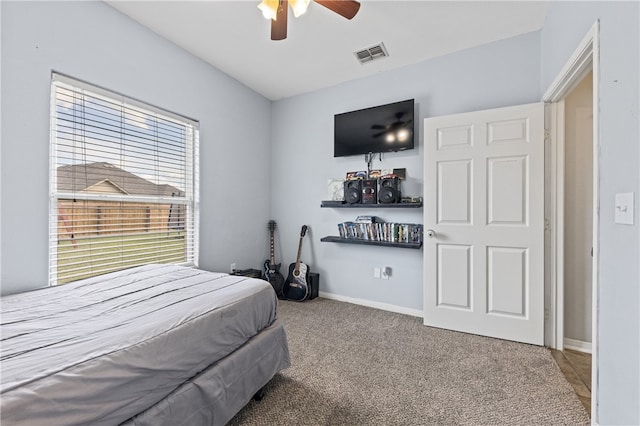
[264,220,285,299]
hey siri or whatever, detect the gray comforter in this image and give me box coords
[1,264,278,425]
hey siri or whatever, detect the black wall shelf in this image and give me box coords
[321,199,423,249]
[320,236,422,249]
[320,201,422,208]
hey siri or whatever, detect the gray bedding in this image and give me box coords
[1,264,288,425]
[124,320,289,426]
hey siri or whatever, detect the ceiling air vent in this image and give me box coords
[354,42,389,64]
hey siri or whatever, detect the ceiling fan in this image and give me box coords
[258,0,361,41]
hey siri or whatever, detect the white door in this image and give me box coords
[423,103,544,345]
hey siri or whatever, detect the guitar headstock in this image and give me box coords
[300,225,308,237]
[268,220,277,232]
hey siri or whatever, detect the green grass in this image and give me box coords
[56,231,186,284]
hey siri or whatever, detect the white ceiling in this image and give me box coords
[106,1,551,101]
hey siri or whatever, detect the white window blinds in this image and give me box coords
[49,74,199,286]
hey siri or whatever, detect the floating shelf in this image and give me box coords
[320,236,422,249]
[320,201,422,208]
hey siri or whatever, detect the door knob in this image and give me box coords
[426,229,436,238]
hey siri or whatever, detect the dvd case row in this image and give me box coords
[337,221,423,244]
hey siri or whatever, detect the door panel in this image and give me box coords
[437,244,472,310]
[438,160,472,224]
[487,117,530,145]
[437,125,473,150]
[487,156,527,225]
[487,246,527,317]
[424,103,544,345]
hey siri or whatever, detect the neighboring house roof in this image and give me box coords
[84,179,130,194]
[57,162,183,197]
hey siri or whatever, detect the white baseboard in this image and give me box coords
[318,291,423,318]
[563,338,592,353]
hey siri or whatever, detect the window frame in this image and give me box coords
[49,73,199,286]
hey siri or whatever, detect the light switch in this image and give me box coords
[614,192,634,225]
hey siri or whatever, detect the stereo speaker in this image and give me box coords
[308,272,319,300]
[344,179,362,204]
[361,179,377,204]
[377,177,401,204]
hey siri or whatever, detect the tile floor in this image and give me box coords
[550,348,592,416]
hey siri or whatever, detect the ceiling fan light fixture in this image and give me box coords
[258,0,279,20]
[290,0,310,17]
[263,0,360,41]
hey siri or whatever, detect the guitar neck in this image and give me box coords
[270,230,276,264]
[294,237,304,270]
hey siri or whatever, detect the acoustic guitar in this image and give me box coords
[284,225,310,302]
[264,220,285,299]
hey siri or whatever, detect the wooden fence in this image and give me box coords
[57,200,184,240]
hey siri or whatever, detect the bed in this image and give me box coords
[0,264,290,425]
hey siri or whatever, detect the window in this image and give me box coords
[49,74,199,285]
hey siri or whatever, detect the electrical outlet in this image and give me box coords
[373,267,381,279]
[381,266,391,280]
[230,263,236,273]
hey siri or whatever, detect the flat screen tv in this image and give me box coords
[334,99,414,157]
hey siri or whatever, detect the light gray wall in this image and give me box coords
[564,72,593,345]
[270,32,541,311]
[2,1,637,423]
[541,2,639,424]
[0,1,272,295]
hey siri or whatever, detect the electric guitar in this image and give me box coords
[284,225,310,302]
[264,220,285,299]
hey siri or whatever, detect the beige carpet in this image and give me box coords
[229,298,589,425]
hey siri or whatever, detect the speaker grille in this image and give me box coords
[377,177,400,203]
[344,180,362,204]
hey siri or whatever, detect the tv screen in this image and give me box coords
[334,99,414,157]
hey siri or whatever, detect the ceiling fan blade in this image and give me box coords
[271,0,288,40]
[314,0,360,20]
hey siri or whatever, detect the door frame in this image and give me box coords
[542,20,600,422]
[544,100,566,351]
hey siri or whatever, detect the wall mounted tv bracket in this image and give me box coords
[364,152,382,179]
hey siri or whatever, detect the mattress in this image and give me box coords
[1,264,280,425]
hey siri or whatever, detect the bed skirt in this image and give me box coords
[122,319,290,426]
